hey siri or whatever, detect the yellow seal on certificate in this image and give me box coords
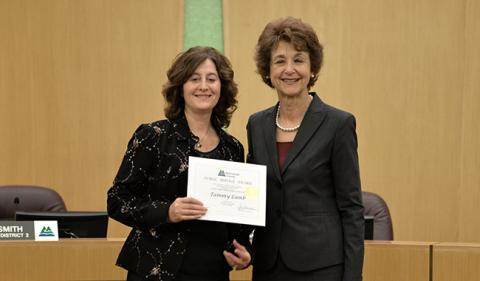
[187,156,266,226]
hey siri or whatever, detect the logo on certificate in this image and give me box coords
[218,170,226,177]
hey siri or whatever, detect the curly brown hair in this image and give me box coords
[255,17,324,89]
[162,46,238,128]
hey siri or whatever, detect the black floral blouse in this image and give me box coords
[107,116,249,281]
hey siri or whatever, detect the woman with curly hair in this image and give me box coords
[108,46,252,281]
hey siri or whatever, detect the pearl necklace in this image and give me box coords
[275,104,301,132]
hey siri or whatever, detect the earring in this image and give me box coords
[265,76,270,80]
[311,74,315,78]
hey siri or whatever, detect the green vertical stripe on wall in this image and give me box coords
[183,0,223,52]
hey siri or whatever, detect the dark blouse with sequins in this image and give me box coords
[107,116,249,281]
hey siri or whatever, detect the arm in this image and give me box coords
[246,116,255,165]
[331,115,364,281]
[107,124,170,229]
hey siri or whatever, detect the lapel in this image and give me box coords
[171,115,197,149]
[262,105,283,182]
[281,93,327,174]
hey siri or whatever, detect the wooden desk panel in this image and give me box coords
[0,238,126,281]
[432,243,480,281]
[230,267,252,281]
[230,241,434,281]
[0,238,249,281]
[0,239,433,281]
[364,241,432,281]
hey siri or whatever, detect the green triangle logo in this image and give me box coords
[39,226,55,237]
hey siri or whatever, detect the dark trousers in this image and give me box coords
[253,255,344,281]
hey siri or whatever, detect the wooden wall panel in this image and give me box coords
[0,0,183,237]
[458,0,480,243]
[1,0,480,242]
[337,0,465,242]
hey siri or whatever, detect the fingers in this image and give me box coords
[168,197,207,223]
[180,197,204,205]
[223,240,251,270]
[232,239,246,251]
[223,250,250,270]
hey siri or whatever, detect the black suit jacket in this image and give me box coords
[246,93,364,281]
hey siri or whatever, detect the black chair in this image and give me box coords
[0,185,67,219]
[362,191,393,240]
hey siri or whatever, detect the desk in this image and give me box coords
[432,242,480,281]
[222,241,434,281]
[0,239,433,281]
[0,238,249,281]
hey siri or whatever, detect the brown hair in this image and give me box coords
[162,46,238,128]
[255,17,324,89]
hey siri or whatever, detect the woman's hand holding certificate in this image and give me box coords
[167,197,207,223]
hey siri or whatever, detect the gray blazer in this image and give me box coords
[246,93,364,281]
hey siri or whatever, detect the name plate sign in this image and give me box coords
[0,221,34,240]
[0,221,59,241]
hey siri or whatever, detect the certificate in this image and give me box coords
[187,156,266,226]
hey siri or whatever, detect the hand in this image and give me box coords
[223,239,251,270]
[168,197,207,223]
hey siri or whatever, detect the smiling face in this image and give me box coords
[270,41,311,98]
[183,58,221,116]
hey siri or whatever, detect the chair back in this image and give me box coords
[0,185,67,219]
[362,191,393,240]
